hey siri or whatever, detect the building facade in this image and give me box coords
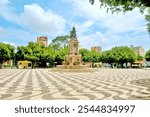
[91,46,102,53]
[130,45,145,56]
[37,36,48,47]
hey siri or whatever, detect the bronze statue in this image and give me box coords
[70,26,77,39]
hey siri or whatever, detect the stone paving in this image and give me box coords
[0,68,150,100]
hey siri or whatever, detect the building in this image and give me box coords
[91,46,102,53]
[17,60,32,69]
[37,36,48,47]
[2,60,13,68]
[130,45,145,56]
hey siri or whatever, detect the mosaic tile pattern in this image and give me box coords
[0,69,150,100]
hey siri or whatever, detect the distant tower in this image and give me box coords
[130,45,145,56]
[37,36,48,47]
[91,46,102,52]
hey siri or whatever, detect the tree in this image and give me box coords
[16,46,30,61]
[79,48,101,63]
[85,51,101,62]
[89,0,150,33]
[112,46,137,67]
[0,43,15,68]
[79,48,90,62]
[50,35,69,50]
[6,44,15,60]
[55,46,69,65]
[25,42,42,68]
[39,47,56,68]
[16,42,57,68]
[50,33,72,65]
[90,0,150,12]
[137,55,144,61]
[145,9,150,33]
[79,48,90,56]
[101,46,136,68]
[101,50,116,67]
[145,50,150,61]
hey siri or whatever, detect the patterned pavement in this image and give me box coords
[0,68,150,100]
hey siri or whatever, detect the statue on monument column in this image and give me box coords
[70,26,77,39]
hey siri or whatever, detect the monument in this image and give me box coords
[56,27,90,70]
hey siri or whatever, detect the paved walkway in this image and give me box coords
[0,68,150,100]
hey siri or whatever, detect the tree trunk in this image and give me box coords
[121,63,124,68]
[130,62,132,68]
[0,61,3,69]
[0,64,2,69]
[32,62,35,69]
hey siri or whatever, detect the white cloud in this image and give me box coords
[67,0,101,20]
[20,4,66,35]
[67,0,146,34]
[3,41,16,47]
[0,2,66,36]
[70,20,94,34]
[65,0,149,51]
[0,0,20,23]
[102,11,146,34]
[78,30,149,51]
[0,26,37,45]
[3,41,17,52]
[78,32,110,50]
[0,0,149,51]
[0,0,9,5]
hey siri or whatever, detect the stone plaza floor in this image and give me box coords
[0,68,150,100]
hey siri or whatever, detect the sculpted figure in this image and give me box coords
[70,26,77,39]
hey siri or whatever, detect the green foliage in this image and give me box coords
[16,42,57,68]
[86,51,101,62]
[55,46,69,65]
[101,50,116,66]
[101,46,137,68]
[145,50,150,61]
[112,46,137,64]
[90,0,149,13]
[79,48,101,62]
[57,46,69,59]
[145,9,150,33]
[25,42,42,68]
[39,47,56,67]
[50,35,69,50]
[89,0,150,33]
[0,43,15,68]
[16,46,30,61]
[79,48,90,56]
[6,44,15,60]
[16,33,70,68]
[0,43,15,63]
[137,55,144,61]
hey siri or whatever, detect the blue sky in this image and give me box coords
[0,0,149,51]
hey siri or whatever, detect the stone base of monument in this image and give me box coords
[52,65,94,72]
[57,65,89,69]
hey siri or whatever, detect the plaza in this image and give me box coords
[0,68,150,100]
